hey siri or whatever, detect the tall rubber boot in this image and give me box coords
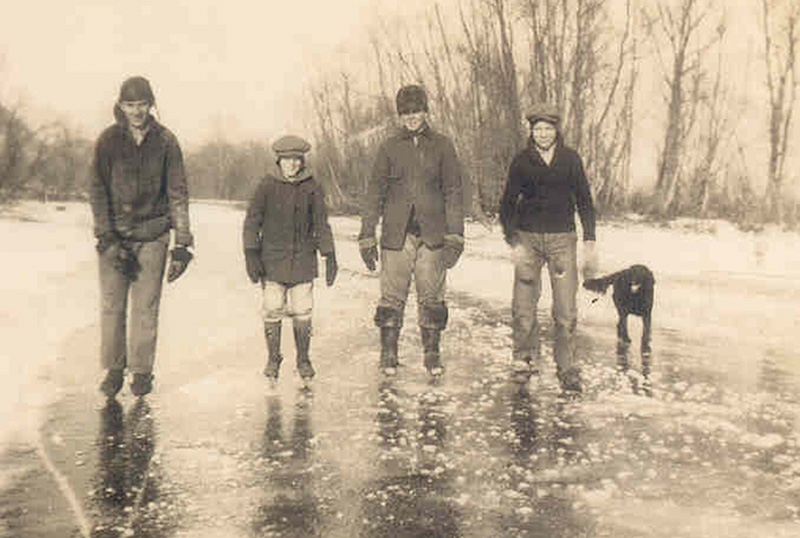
[421,328,444,377]
[380,327,400,376]
[263,321,283,379]
[294,319,315,380]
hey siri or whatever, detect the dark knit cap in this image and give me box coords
[396,85,429,115]
[119,76,155,103]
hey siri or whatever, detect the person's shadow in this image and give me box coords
[251,388,320,537]
[90,399,173,538]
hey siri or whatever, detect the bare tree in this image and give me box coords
[643,0,719,216]
[761,0,799,224]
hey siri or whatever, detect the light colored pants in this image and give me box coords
[511,231,578,373]
[99,233,169,374]
[379,233,446,328]
[262,281,313,322]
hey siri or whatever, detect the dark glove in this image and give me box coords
[95,232,119,254]
[503,230,519,247]
[245,249,265,283]
[167,246,193,283]
[359,238,378,272]
[113,242,141,281]
[324,253,338,287]
[442,234,464,269]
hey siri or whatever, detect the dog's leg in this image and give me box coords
[641,311,652,356]
[617,312,631,344]
[616,338,630,372]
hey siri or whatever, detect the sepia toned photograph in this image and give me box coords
[1,0,799,536]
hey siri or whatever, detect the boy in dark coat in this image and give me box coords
[242,135,337,383]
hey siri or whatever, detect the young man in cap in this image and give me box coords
[91,75,194,398]
[359,84,465,377]
[242,135,338,384]
[499,102,598,394]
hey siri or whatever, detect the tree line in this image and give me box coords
[1,0,797,230]
[305,0,800,227]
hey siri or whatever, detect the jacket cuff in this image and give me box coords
[174,230,194,247]
[359,236,377,249]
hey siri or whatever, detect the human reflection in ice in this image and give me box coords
[90,399,175,538]
[509,381,538,462]
[360,381,460,538]
[251,388,320,537]
[506,382,596,537]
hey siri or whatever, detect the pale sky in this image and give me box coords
[0,0,796,193]
[0,0,417,148]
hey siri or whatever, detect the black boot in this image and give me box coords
[130,373,153,396]
[263,321,283,379]
[557,367,582,396]
[421,328,444,377]
[294,319,315,380]
[380,327,400,375]
[100,368,124,398]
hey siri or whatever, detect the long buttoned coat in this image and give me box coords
[242,169,335,285]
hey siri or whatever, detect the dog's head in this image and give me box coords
[583,278,610,294]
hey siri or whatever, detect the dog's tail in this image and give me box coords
[582,270,626,294]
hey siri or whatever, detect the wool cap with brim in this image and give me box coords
[272,135,311,158]
[119,76,155,103]
[396,84,429,115]
[526,103,560,125]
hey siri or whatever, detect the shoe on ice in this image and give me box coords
[379,326,400,376]
[100,369,124,398]
[297,360,315,380]
[293,320,315,380]
[558,368,582,395]
[263,358,282,380]
[421,327,444,377]
[131,373,154,396]
[511,357,539,375]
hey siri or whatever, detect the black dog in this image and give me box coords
[583,264,655,355]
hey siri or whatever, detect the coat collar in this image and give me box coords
[526,137,562,166]
[398,122,432,140]
[115,116,162,144]
[275,165,313,184]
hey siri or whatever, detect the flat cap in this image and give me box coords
[272,135,311,157]
[526,102,560,125]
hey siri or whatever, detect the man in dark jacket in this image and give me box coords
[242,135,337,384]
[359,85,465,377]
[499,102,598,394]
[91,76,194,398]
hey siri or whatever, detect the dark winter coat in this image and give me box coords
[500,139,596,242]
[90,119,193,246]
[242,169,335,285]
[359,124,464,250]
